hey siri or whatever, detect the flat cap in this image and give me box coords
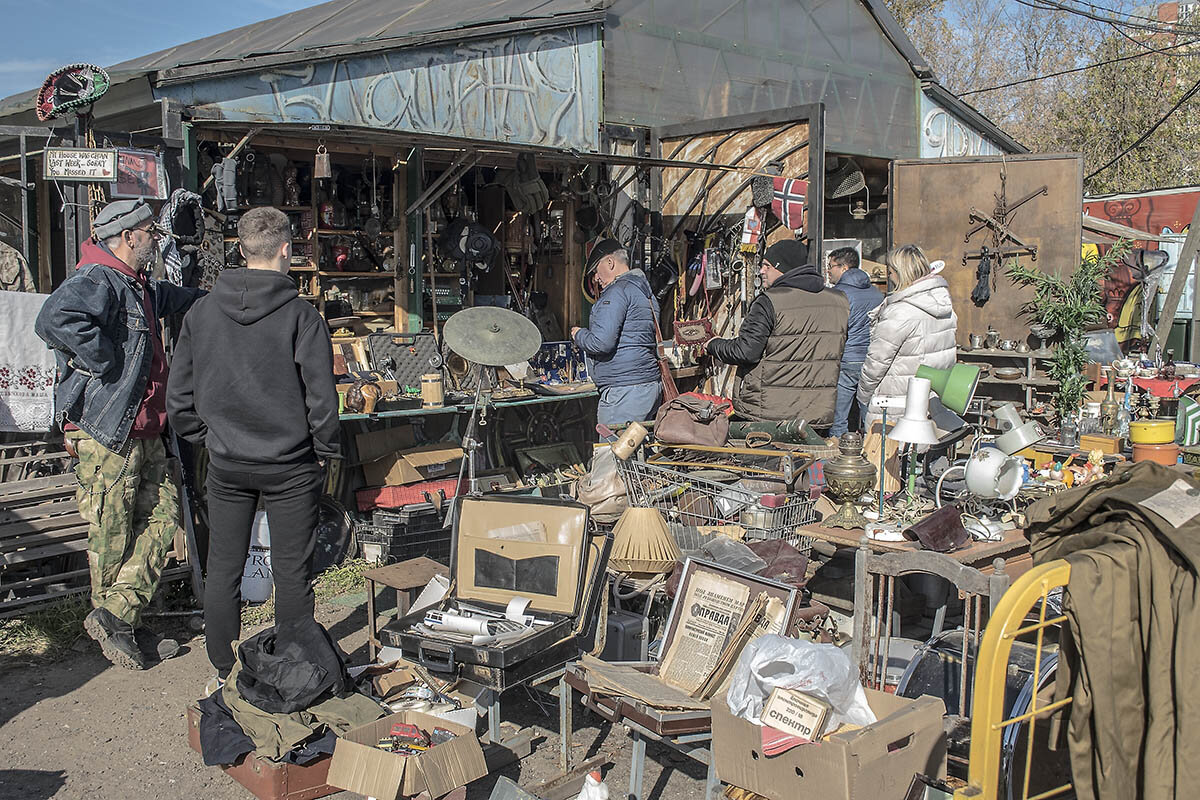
[585,237,624,273]
[93,199,154,240]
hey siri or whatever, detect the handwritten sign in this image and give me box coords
[44,147,117,182]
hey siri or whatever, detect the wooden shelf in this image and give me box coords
[318,271,395,278]
[979,376,1057,387]
[290,265,316,272]
[298,294,320,300]
[960,348,1052,358]
[315,229,394,236]
[356,310,395,317]
[243,204,311,212]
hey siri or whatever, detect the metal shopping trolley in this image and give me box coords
[617,453,819,555]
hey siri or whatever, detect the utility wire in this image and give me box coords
[1084,75,1200,180]
[1012,0,1200,35]
[960,35,1200,95]
[1062,0,1198,29]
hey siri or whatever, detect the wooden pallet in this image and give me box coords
[0,462,193,617]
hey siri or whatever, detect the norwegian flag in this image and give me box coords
[771,177,808,232]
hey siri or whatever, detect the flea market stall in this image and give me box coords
[7,2,1193,799]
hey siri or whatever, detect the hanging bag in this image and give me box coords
[654,392,729,447]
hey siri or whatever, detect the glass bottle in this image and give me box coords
[1059,414,1079,447]
[1116,403,1132,439]
[1160,349,1177,381]
[1100,374,1120,435]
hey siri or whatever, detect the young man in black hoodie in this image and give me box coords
[167,207,340,684]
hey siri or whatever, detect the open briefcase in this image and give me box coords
[380,494,611,691]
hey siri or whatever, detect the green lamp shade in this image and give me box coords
[915,363,981,415]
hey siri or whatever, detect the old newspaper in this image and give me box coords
[659,570,751,694]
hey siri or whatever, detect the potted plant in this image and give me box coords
[1008,240,1129,430]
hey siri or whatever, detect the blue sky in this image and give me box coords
[0,0,319,101]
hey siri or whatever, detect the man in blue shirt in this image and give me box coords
[828,247,883,437]
[571,239,662,427]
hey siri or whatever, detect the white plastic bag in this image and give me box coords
[726,634,877,729]
[240,511,273,604]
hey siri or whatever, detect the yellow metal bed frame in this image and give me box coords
[955,559,1073,800]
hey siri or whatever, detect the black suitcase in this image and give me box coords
[380,495,611,691]
[366,331,442,395]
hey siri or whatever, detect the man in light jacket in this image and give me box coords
[571,239,662,426]
[706,239,849,428]
[828,247,883,437]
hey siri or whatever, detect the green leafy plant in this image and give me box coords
[1008,240,1130,417]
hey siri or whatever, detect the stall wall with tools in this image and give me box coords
[889,154,1084,344]
[652,106,825,396]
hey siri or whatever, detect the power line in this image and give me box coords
[960,35,1200,95]
[1085,75,1200,180]
[1012,0,1200,35]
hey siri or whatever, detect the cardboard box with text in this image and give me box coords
[713,690,946,800]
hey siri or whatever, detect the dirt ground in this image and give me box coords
[0,592,713,800]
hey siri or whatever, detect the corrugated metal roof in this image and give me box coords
[0,0,603,114]
[120,0,603,72]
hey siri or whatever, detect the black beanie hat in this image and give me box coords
[762,239,809,271]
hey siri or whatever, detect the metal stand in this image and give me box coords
[454,364,488,498]
[877,406,888,519]
[558,675,721,800]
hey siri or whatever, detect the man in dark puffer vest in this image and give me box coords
[706,239,849,428]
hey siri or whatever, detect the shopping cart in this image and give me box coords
[617,456,819,555]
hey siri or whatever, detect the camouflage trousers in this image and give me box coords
[68,431,181,626]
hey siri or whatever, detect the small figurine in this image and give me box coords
[284,163,301,206]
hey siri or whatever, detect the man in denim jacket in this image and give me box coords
[35,199,203,669]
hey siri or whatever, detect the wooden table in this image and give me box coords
[800,523,1031,576]
[363,556,449,660]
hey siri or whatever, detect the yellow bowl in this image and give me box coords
[1129,419,1175,445]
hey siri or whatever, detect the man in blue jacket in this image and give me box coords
[570,239,662,427]
[828,247,883,437]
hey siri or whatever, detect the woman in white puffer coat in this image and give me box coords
[856,244,958,422]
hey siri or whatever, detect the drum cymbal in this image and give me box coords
[442,306,543,367]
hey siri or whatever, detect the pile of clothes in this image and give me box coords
[1028,461,1200,800]
[197,621,386,765]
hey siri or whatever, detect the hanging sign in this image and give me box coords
[112,148,168,200]
[44,147,117,182]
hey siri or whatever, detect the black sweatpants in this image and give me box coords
[204,461,323,677]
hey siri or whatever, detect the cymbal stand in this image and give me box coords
[454,363,488,498]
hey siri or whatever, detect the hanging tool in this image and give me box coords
[424,207,441,340]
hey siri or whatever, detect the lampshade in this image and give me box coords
[915,363,981,415]
[609,508,680,576]
[992,403,1024,433]
[964,448,1024,500]
[888,377,940,445]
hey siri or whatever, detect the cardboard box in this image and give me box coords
[326,711,486,799]
[356,427,463,487]
[712,691,946,800]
